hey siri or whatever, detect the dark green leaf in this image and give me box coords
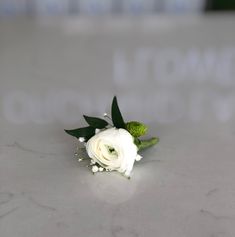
[64,126,95,140]
[111,96,126,129]
[83,115,108,129]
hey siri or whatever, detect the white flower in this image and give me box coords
[86,127,139,176]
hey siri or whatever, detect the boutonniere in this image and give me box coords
[65,96,159,178]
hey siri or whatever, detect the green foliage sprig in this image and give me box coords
[65,96,159,151]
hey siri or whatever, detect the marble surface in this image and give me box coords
[1,122,235,237]
[1,16,235,237]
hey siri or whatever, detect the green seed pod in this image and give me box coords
[126,121,148,137]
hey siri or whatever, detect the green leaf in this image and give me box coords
[83,115,108,129]
[64,126,95,140]
[138,137,159,151]
[111,96,126,129]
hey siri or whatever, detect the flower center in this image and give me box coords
[106,145,118,156]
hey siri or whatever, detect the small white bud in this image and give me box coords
[95,129,100,134]
[79,137,85,142]
[98,167,104,172]
[136,154,143,161]
[90,159,96,165]
[124,170,131,178]
[92,165,99,173]
[103,113,108,117]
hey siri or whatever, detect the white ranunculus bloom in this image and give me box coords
[86,127,139,176]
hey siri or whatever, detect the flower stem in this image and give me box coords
[138,137,159,151]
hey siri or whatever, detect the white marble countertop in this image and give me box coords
[0,16,235,237]
[1,122,235,237]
